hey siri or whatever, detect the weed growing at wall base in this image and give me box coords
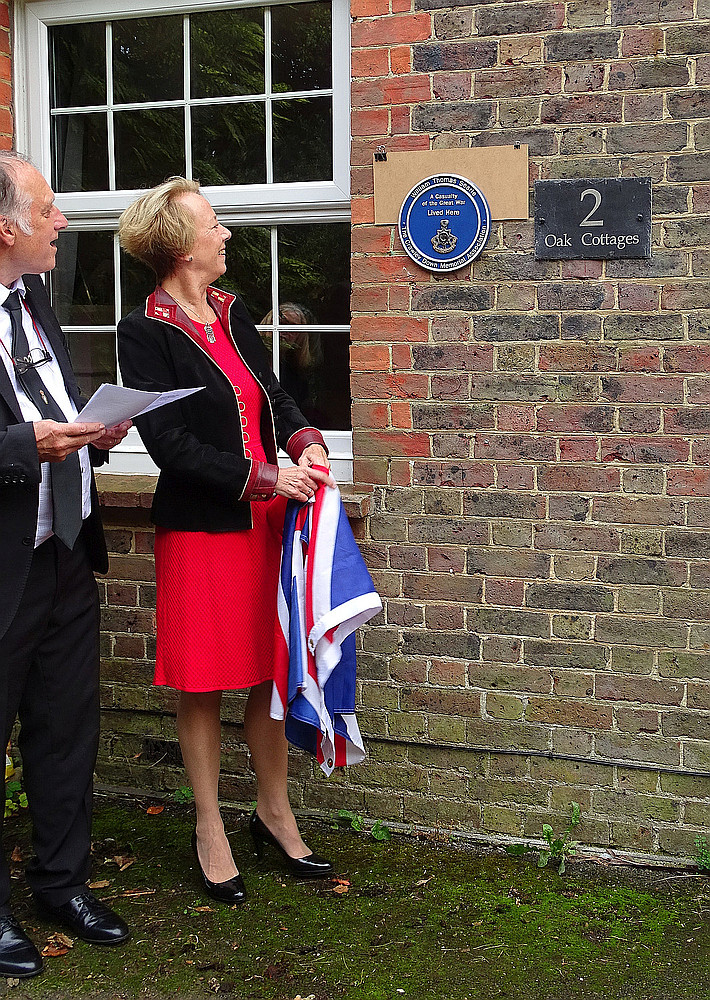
[693,835,710,872]
[538,801,581,875]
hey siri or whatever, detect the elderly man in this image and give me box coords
[0,151,131,978]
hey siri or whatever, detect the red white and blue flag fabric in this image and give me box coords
[271,479,382,776]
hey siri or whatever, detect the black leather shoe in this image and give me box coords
[37,890,130,945]
[249,810,333,878]
[0,915,42,978]
[191,832,247,905]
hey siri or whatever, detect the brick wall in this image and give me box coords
[0,1,12,148]
[90,0,710,859]
[345,0,710,857]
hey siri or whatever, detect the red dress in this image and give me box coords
[153,316,287,692]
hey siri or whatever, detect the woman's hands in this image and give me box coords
[274,445,336,501]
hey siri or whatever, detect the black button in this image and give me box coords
[22,537,33,546]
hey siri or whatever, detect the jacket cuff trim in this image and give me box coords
[241,460,279,501]
[286,427,328,464]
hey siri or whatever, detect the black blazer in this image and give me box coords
[117,286,326,532]
[0,273,108,641]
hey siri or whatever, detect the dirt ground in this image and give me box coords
[0,799,707,999]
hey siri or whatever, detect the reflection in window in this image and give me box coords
[277,327,350,431]
[192,103,266,186]
[271,3,332,92]
[113,16,184,104]
[52,231,115,326]
[278,222,350,325]
[272,98,332,183]
[114,109,185,189]
[52,113,109,192]
[66,332,117,398]
[51,21,106,108]
[191,9,265,98]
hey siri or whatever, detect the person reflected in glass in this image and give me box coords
[116,177,336,904]
[260,304,325,426]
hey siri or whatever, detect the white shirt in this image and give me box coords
[0,277,91,547]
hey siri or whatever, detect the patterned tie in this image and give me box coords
[4,290,83,549]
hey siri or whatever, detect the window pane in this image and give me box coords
[52,113,109,192]
[120,252,155,317]
[278,222,350,326]
[271,2,332,92]
[272,97,331,182]
[51,231,115,326]
[114,109,185,189]
[217,226,272,324]
[191,9,265,99]
[66,331,117,397]
[112,16,184,104]
[50,22,106,109]
[192,104,266,186]
[278,329,350,430]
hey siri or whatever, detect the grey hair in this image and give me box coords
[0,151,35,236]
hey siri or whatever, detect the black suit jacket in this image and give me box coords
[117,286,326,532]
[0,273,108,642]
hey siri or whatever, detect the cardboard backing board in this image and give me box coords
[373,146,529,225]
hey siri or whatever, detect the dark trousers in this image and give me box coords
[0,535,100,909]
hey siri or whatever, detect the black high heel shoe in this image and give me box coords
[249,811,333,878]
[191,831,247,905]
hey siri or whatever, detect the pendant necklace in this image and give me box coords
[167,291,216,343]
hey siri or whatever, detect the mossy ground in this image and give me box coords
[0,799,708,999]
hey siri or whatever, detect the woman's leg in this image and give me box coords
[243,681,310,859]
[177,690,238,882]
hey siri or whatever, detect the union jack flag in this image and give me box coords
[271,479,382,775]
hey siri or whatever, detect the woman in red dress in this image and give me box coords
[116,178,335,903]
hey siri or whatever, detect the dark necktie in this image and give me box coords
[4,290,83,549]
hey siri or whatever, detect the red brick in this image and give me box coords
[538,404,614,433]
[619,283,660,311]
[351,107,389,137]
[538,465,621,492]
[351,373,429,399]
[665,345,710,372]
[351,47,389,78]
[352,400,389,427]
[601,375,683,402]
[694,184,710,213]
[351,196,375,225]
[391,46,412,74]
[351,0,389,14]
[391,105,411,134]
[390,460,413,485]
[391,343,412,368]
[350,343,391,371]
[620,26,664,57]
[693,441,710,465]
[352,253,428,284]
[351,315,429,342]
[391,400,412,428]
[618,346,661,372]
[351,226,392,253]
[0,6,9,30]
[560,260,604,279]
[601,437,690,464]
[497,465,535,490]
[559,438,598,462]
[389,284,412,311]
[667,469,710,496]
[351,284,387,312]
[474,434,556,462]
[497,404,535,432]
[486,579,525,607]
[433,71,472,101]
[352,13,430,47]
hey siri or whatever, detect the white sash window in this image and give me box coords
[15,0,353,479]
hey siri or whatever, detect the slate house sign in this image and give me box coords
[398,174,491,273]
[534,177,652,260]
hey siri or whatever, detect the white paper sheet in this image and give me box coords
[74,383,204,426]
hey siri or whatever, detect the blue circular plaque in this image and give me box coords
[398,174,491,272]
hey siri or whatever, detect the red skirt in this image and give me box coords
[153,495,288,692]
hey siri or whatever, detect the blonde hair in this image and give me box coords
[118,176,201,281]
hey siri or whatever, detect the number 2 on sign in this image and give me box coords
[580,188,603,227]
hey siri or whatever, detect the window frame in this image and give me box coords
[13,0,353,480]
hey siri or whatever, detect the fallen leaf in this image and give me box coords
[54,933,74,948]
[41,931,74,957]
[120,888,156,897]
[10,847,22,863]
[146,805,164,815]
[6,977,19,987]
[332,884,349,894]
[192,905,214,912]
[88,880,111,889]
[332,877,350,886]
[112,855,136,871]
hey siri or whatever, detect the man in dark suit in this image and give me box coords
[0,152,131,977]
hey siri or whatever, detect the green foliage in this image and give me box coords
[694,835,710,871]
[537,802,581,875]
[172,786,195,804]
[332,810,391,842]
[505,844,528,857]
[5,780,28,819]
